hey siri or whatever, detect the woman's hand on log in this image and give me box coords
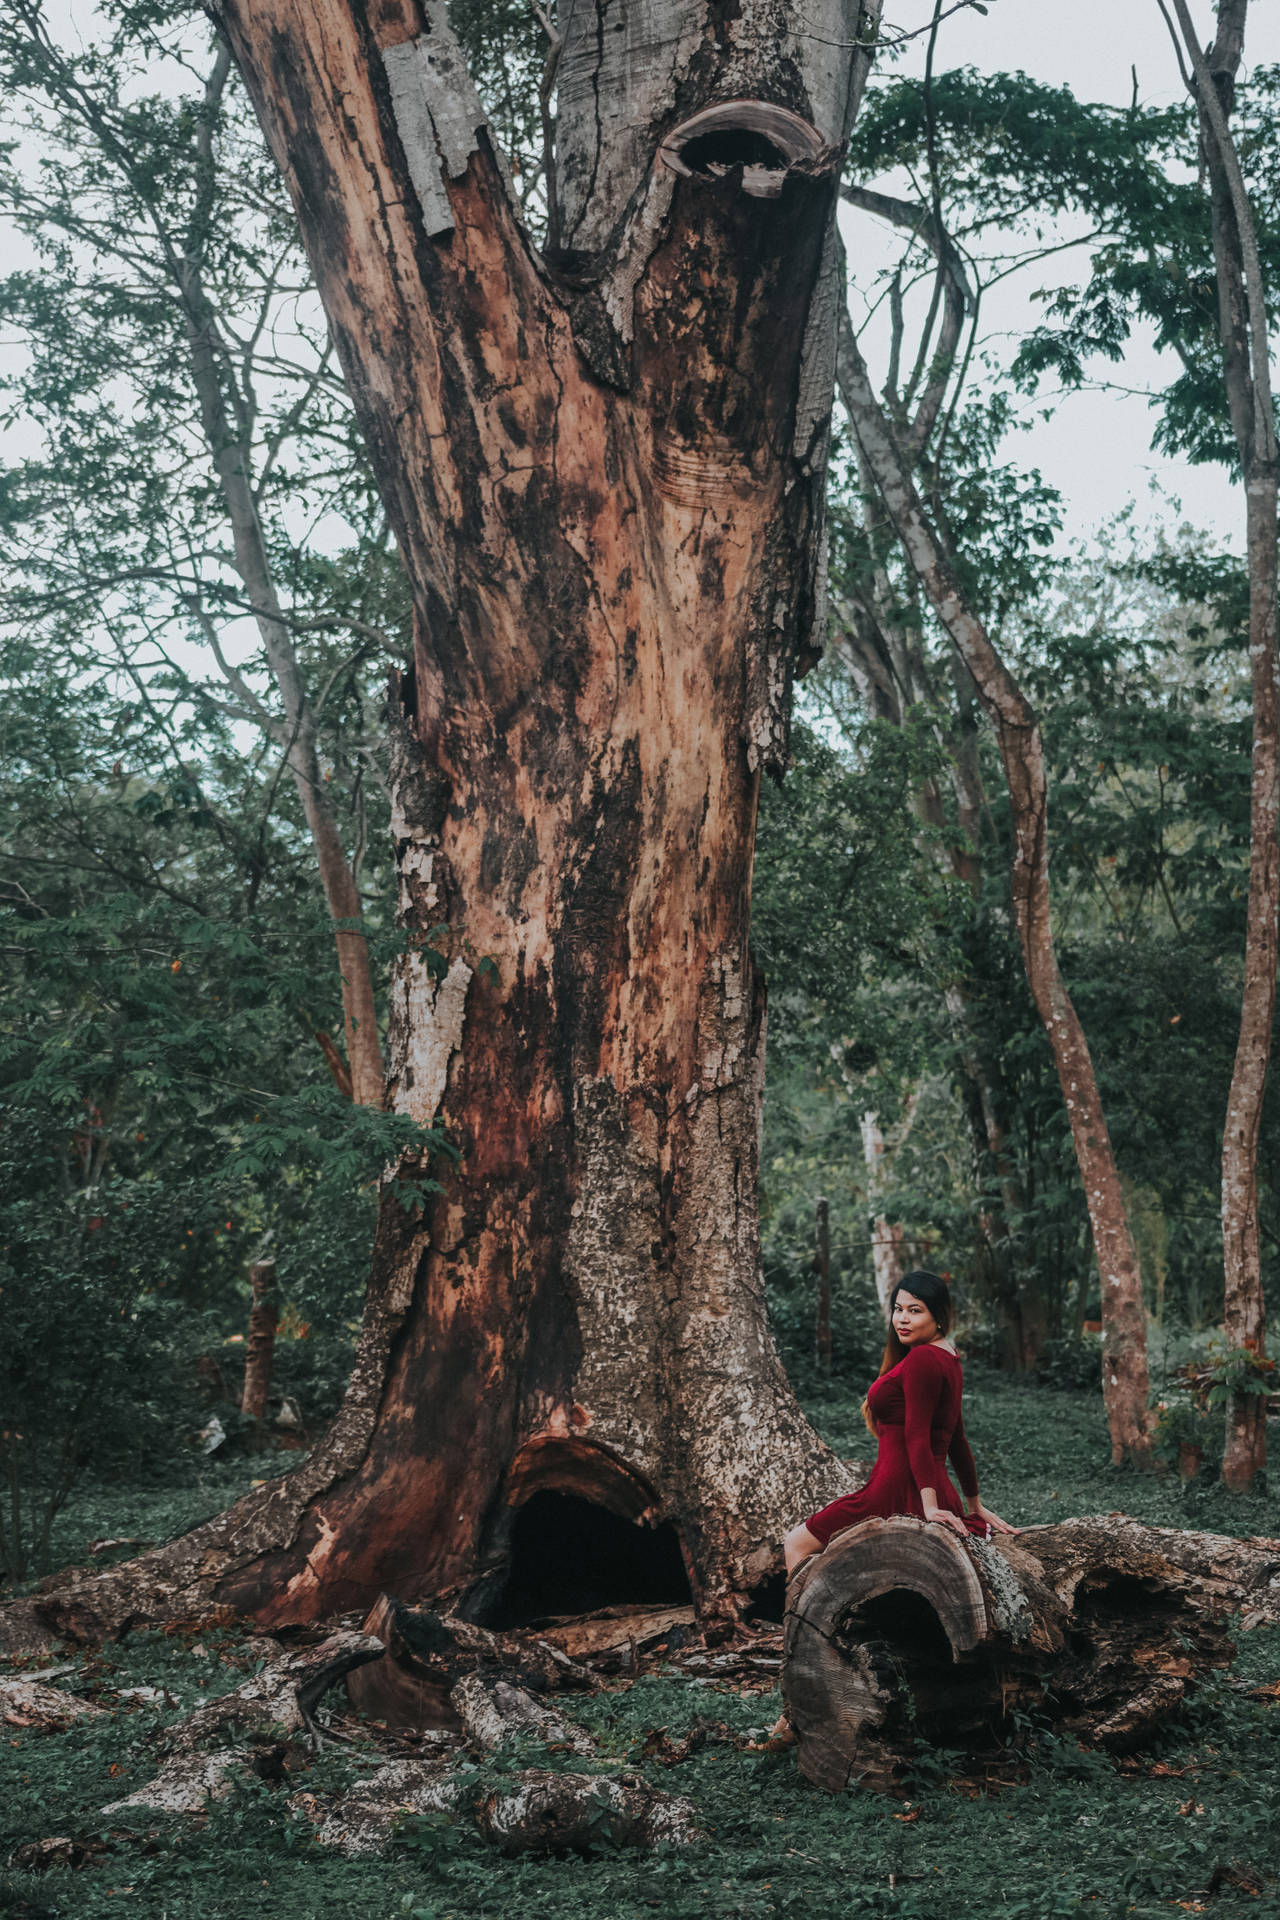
[969,1501,1019,1535]
[920,1502,967,1536]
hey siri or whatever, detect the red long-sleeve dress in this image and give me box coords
[805,1342,988,1546]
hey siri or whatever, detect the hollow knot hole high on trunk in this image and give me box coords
[658,101,825,199]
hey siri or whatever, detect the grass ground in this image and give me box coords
[2,1376,1278,1920]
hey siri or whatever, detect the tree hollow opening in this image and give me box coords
[482,1490,693,1629]
[658,100,825,199]
[832,1587,973,1741]
[1075,1573,1175,1623]
[679,128,788,176]
[1064,1573,1188,1671]
[840,1588,955,1670]
[746,1571,787,1624]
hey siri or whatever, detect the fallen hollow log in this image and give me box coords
[783,1515,1280,1792]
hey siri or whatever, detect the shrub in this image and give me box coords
[1033,1332,1103,1391]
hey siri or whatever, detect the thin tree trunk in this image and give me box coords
[815,1197,832,1373]
[860,1111,904,1315]
[833,437,1048,1363]
[0,25,384,1106]
[1221,469,1280,1484]
[22,0,885,1640]
[836,312,1152,1463]
[315,1030,355,1101]
[924,731,1046,1369]
[945,982,1043,1369]
[1169,0,1277,1488]
[240,1259,279,1423]
[183,48,384,1107]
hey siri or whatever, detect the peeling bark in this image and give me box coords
[451,1673,594,1755]
[0,1679,104,1728]
[20,0,885,1640]
[290,1756,700,1857]
[474,1769,700,1854]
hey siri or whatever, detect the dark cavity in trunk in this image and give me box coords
[477,1490,693,1628]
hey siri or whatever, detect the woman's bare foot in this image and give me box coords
[744,1713,797,1754]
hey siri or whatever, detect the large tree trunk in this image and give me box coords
[836,312,1152,1463]
[1173,0,1277,1489]
[13,0,884,1644]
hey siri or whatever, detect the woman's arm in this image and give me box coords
[901,1348,966,1532]
[964,1496,1018,1533]
[948,1411,980,1500]
[950,1410,1019,1534]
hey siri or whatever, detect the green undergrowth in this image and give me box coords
[17,1452,295,1593]
[2,1638,1278,1920]
[3,1377,1279,1919]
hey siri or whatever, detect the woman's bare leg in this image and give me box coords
[765,1524,825,1741]
[784,1522,823,1574]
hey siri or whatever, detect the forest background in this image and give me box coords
[4,3,1280,1916]
[2,0,1279,1578]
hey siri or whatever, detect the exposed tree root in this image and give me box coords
[0,1678,106,1729]
[89,1620,696,1855]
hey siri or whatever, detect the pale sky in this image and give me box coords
[842,0,1280,548]
[900,0,1278,112]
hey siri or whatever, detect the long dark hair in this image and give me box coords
[862,1270,954,1435]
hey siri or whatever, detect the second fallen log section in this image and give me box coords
[783,1515,1280,1791]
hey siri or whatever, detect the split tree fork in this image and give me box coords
[8,0,892,1650]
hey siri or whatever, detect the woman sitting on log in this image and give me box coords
[758,1272,1016,1750]
[787,1270,1017,1573]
